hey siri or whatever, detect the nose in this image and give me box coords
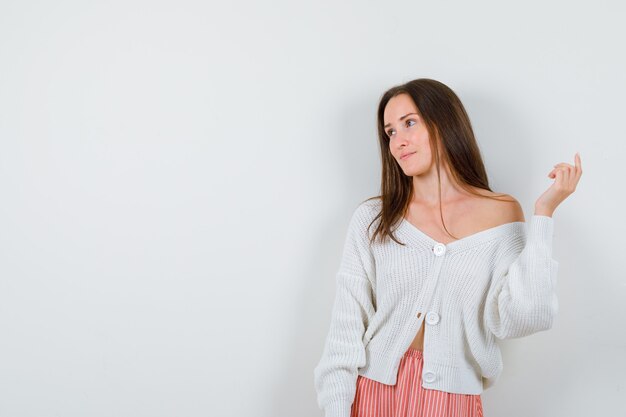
[392,131,407,144]
[394,133,410,151]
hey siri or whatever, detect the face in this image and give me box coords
[383,93,436,176]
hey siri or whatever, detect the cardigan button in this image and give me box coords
[433,243,446,256]
[423,370,437,383]
[426,312,440,325]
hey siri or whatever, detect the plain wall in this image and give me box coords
[0,1,624,416]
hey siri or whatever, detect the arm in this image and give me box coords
[313,204,377,417]
[484,215,559,340]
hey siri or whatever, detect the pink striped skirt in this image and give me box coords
[351,348,484,417]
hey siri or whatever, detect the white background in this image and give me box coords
[0,1,624,416]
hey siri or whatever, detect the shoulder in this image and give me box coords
[349,197,382,236]
[476,192,529,262]
[475,190,525,225]
[355,196,382,219]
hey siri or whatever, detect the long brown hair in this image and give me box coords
[363,78,514,246]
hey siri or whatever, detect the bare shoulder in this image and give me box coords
[476,189,525,224]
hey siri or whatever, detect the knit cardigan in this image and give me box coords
[313,198,559,417]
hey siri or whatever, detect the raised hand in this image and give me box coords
[535,153,583,217]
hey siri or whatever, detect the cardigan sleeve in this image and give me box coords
[484,215,559,340]
[313,203,377,417]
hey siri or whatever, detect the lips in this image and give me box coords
[401,152,416,160]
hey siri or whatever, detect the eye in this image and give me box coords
[386,119,416,137]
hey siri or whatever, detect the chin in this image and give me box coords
[403,167,427,176]
[401,164,418,174]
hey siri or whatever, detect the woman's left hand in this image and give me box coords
[535,153,583,217]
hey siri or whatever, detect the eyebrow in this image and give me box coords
[384,113,418,129]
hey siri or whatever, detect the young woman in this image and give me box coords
[313,78,582,417]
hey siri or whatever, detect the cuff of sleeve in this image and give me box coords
[527,215,554,249]
[324,400,352,417]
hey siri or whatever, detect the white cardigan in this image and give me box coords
[313,198,559,417]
